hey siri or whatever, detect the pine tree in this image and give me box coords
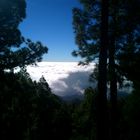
[72,0,140,139]
[0,0,48,71]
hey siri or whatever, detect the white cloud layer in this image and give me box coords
[26,62,95,97]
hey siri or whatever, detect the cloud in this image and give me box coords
[51,71,96,97]
[26,62,96,97]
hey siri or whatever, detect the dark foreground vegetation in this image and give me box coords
[0,0,140,140]
[1,71,140,140]
[0,71,72,140]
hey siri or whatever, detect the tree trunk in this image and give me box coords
[96,0,109,140]
[109,1,118,139]
[109,38,118,140]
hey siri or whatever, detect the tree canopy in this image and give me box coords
[0,0,48,71]
[72,0,140,140]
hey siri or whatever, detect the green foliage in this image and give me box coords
[0,72,39,140]
[70,87,96,140]
[0,0,26,47]
[0,0,48,71]
[119,89,140,140]
[72,0,100,64]
[1,0,140,140]
[0,1,72,140]
[118,34,140,89]
[0,71,72,140]
[72,0,140,86]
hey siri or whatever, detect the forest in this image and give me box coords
[0,0,140,140]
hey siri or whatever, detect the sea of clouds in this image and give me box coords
[26,62,95,98]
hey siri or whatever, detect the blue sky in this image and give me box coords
[20,0,81,62]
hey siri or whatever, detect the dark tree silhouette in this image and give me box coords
[96,0,109,140]
[72,0,140,139]
[72,0,109,139]
[0,0,48,71]
[108,1,118,139]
